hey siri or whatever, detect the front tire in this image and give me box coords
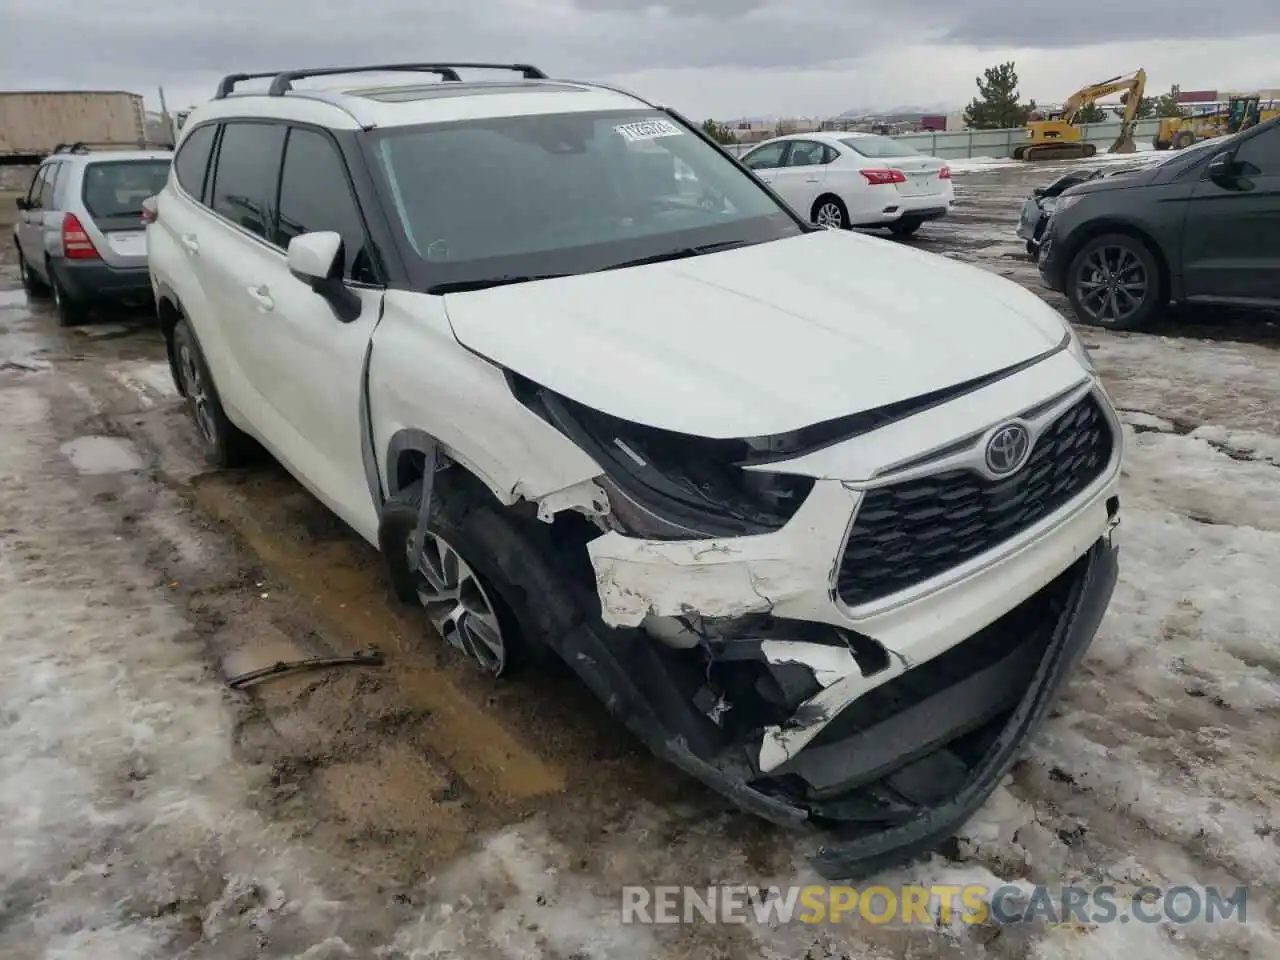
[172,318,256,467]
[380,478,531,678]
[1173,130,1196,150]
[1066,233,1164,331]
[811,195,848,230]
[888,218,923,237]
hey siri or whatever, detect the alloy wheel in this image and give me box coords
[815,202,845,229]
[412,533,508,675]
[177,341,218,446]
[1073,244,1148,325]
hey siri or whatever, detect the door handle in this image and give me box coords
[180,234,200,254]
[805,177,821,183]
[247,284,275,311]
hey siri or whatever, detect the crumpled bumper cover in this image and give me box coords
[556,536,1119,880]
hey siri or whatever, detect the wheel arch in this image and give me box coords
[810,192,846,223]
[154,282,187,397]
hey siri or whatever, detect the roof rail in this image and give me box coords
[215,71,284,99]
[264,62,548,96]
[53,140,170,154]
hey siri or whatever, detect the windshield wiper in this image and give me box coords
[598,239,755,272]
[428,274,570,294]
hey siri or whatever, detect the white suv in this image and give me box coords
[148,63,1123,878]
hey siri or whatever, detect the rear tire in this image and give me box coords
[811,195,848,230]
[888,218,923,237]
[1173,130,1196,150]
[49,266,89,327]
[1066,233,1164,331]
[172,317,256,467]
[380,477,538,678]
[17,251,50,297]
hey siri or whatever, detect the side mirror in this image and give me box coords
[1207,150,1236,183]
[15,196,29,211]
[287,231,361,323]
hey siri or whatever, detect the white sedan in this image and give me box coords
[740,132,955,236]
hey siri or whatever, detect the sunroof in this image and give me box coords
[353,81,587,103]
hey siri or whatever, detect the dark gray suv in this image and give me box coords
[1038,116,1280,330]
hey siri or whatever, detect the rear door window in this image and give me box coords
[36,165,58,208]
[26,166,49,207]
[275,127,378,281]
[785,141,826,166]
[174,123,218,202]
[208,122,287,239]
[82,161,172,218]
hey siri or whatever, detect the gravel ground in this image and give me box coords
[2,164,1279,959]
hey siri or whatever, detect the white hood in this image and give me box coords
[443,229,1068,439]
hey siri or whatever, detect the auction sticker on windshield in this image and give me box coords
[614,118,684,142]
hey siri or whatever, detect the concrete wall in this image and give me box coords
[891,118,1163,159]
[722,118,1163,160]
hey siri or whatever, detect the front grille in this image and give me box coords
[837,394,1112,607]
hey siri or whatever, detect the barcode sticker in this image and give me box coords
[614,118,684,142]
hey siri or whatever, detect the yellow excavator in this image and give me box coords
[1153,94,1280,149]
[1013,68,1147,161]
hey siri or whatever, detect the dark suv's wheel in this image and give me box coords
[1066,233,1164,331]
[380,477,544,678]
[888,218,923,237]
[172,318,256,467]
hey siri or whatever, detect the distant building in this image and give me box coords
[1176,89,1218,104]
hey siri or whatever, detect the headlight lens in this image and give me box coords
[1063,323,1096,373]
[1052,194,1083,216]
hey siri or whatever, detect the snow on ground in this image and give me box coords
[949,152,1163,174]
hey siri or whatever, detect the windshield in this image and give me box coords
[839,135,920,159]
[82,160,171,218]
[368,110,803,290]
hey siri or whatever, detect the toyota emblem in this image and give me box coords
[985,423,1031,476]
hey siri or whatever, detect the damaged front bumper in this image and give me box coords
[561,533,1118,879]
[551,362,1123,876]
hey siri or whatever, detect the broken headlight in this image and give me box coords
[511,379,816,539]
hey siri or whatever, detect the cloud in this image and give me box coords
[0,0,1277,118]
[919,0,1280,47]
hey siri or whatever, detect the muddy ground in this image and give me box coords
[1,165,1279,959]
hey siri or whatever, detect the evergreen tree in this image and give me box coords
[1074,102,1107,123]
[963,62,1031,129]
[700,119,737,145]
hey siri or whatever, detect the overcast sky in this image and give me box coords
[4,0,1279,117]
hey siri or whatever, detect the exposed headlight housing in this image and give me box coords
[507,377,816,540]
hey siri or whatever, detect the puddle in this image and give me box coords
[60,435,144,474]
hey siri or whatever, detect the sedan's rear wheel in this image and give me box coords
[811,196,848,230]
[1066,233,1163,331]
